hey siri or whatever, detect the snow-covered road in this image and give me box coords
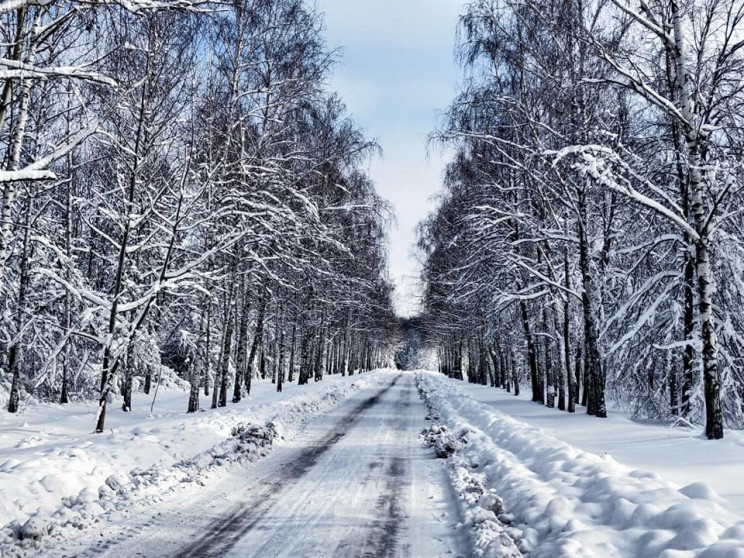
[10,370,744,557]
[40,374,466,558]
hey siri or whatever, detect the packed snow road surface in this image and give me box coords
[42,373,466,558]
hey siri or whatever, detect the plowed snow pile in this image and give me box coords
[416,371,744,558]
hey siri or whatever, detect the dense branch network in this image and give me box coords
[0,0,399,431]
[419,0,744,439]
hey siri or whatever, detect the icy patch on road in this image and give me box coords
[416,371,744,558]
[0,370,395,555]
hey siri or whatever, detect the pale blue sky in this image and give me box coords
[316,0,465,316]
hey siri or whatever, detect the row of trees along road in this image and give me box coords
[0,0,399,432]
[419,0,744,439]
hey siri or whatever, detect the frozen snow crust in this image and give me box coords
[0,370,394,554]
[416,371,744,558]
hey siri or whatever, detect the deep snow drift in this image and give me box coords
[417,371,744,557]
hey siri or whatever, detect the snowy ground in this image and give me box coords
[439,374,744,516]
[1,372,468,557]
[4,369,744,558]
[417,371,744,557]
[0,370,425,555]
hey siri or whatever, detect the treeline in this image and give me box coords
[419,0,744,438]
[0,0,398,431]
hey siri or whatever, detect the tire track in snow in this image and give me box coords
[362,456,407,557]
[46,374,465,558]
[359,383,412,558]
[177,375,403,558]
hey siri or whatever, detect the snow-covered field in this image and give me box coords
[442,374,744,516]
[417,371,744,557]
[0,369,396,554]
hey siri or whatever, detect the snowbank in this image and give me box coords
[446,374,744,516]
[0,370,394,551]
[417,371,744,558]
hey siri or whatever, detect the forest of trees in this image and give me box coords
[0,0,399,431]
[419,0,744,439]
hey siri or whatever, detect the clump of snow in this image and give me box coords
[416,371,744,557]
[421,424,460,458]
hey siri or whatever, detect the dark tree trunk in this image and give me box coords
[578,186,605,417]
[488,346,500,388]
[7,200,32,413]
[203,303,211,397]
[565,247,576,413]
[299,325,312,385]
[520,300,539,403]
[246,296,266,395]
[680,249,695,417]
[122,363,133,412]
[669,352,678,416]
[233,284,250,403]
[577,346,585,407]
[313,330,324,381]
[188,383,200,413]
[276,312,285,393]
[217,303,235,408]
[288,323,297,383]
[544,308,554,408]
[61,154,74,405]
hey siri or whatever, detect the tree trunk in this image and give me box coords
[218,308,234,408]
[577,346,585,407]
[232,283,250,403]
[577,185,606,417]
[564,247,576,413]
[0,10,35,283]
[680,249,694,416]
[520,300,539,403]
[190,307,209,414]
[7,198,32,413]
[121,342,134,412]
[299,324,312,385]
[204,303,211,397]
[669,351,678,416]
[288,322,297,383]
[246,295,266,395]
[60,115,75,405]
[276,311,285,393]
[552,300,566,411]
[670,0,722,438]
[544,309,554,408]
[695,236,723,438]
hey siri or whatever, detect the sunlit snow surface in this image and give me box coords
[3,369,744,557]
[0,370,400,551]
[1,372,466,558]
[417,371,744,557]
